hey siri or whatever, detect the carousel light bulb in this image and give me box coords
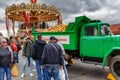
[16,12,19,14]
[56,14,58,16]
[7,13,11,15]
[48,12,51,15]
[39,11,41,13]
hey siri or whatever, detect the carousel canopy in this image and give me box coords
[5,2,61,22]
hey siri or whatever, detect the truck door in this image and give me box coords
[80,26,104,58]
[101,25,115,55]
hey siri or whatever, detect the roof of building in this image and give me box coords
[110,24,120,34]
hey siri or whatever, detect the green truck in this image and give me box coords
[31,16,120,79]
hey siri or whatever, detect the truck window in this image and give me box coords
[84,26,98,36]
[101,25,111,35]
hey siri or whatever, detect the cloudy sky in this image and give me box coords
[0,0,120,36]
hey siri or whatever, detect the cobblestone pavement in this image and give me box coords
[12,51,109,80]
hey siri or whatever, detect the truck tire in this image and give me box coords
[110,56,120,79]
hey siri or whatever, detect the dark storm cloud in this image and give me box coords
[80,0,107,12]
[39,0,106,22]
[41,0,80,14]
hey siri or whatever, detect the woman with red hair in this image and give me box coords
[10,39,18,63]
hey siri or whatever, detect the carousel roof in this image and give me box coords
[5,2,61,22]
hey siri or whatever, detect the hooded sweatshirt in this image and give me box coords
[31,40,46,60]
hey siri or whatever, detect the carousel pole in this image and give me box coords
[58,15,62,24]
[5,15,10,37]
[23,11,29,36]
[12,20,15,35]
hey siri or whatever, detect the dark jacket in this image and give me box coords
[22,40,33,57]
[15,41,21,51]
[0,47,11,66]
[41,42,64,65]
[31,40,46,60]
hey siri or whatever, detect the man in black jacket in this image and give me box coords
[31,34,46,80]
[41,36,64,80]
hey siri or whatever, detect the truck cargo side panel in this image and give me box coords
[32,32,78,50]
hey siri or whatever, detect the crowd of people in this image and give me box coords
[0,35,69,80]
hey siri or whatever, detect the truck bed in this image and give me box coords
[31,16,91,50]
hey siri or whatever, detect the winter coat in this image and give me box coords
[31,40,46,60]
[22,40,33,57]
[15,41,21,51]
[10,42,18,53]
[41,42,64,65]
[0,46,12,66]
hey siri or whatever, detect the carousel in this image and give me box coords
[5,0,65,38]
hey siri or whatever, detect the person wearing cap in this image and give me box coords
[41,36,64,80]
[0,38,13,80]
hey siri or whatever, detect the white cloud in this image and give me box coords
[68,7,118,24]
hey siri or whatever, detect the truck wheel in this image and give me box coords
[110,56,120,79]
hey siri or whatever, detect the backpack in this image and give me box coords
[16,43,21,51]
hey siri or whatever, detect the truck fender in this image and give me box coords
[102,47,120,67]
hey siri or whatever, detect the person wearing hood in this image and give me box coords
[31,34,46,80]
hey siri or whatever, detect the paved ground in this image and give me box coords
[67,60,109,80]
[12,51,110,80]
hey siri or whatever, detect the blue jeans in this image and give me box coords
[35,60,42,80]
[21,57,33,73]
[43,65,59,80]
[0,66,12,80]
[14,52,19,63]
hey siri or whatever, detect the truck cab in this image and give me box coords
[80,21,112,62]
[80,20,120,79]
